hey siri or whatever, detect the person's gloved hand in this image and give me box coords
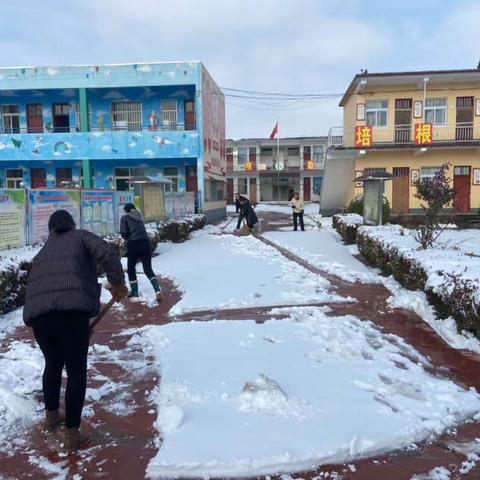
[108,283,129,302]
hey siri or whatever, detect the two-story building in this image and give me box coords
[322,68,480,216]
[0,61,226,220]
[226,137,326,202]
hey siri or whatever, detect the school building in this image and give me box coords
[321,67,480,216]
[0,61,226,220]
[226,137,326,202]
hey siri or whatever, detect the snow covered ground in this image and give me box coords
[128,307,480,478]
[146,230,348,314]
[263,230,379,283]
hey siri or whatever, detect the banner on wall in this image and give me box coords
[29,189,80,245]
[0,189,26,249]
[81,190,115,236]
[164,191,195,219]
[141,184,165,222]
[115,191,135,232]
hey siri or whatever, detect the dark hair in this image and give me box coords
[48,210,75,234]
[124,203,136,212]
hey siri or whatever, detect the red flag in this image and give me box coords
[270,122,278,139]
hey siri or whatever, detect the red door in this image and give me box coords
[31,168,46,188]
[185,101,195,130]
[303,177,311,201]
[186,166,198,192]
[453,166,471,213]
[227,179,234,203]
[53,103,70,132]
[27,104,43,133]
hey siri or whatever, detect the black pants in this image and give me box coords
[293,212,305,231]
[33,310,90,428]
[127,239,155,282]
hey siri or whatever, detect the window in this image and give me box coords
[261,147,273,156]
[237,178,248,195]
[454,166,470,176]
[164,166,179,192]
[80,167,95,188]
[5,168,23,188]
[56,168,73,187]
[161,99,177,128]
[237,147,248,166]
[2,105,20,134]
[115,167,145,191]
[365,100,388,127]
[420,167,441,179]
[313,145,324,165]
[287,147,300,157]
[205,179,225,202]
[111,102,142,131]
[425,98,447,125]
[75,103,93,131]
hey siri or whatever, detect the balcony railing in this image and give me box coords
[328,123,480,148]
[0,122,196,135]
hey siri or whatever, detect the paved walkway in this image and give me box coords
[1,212,480,479]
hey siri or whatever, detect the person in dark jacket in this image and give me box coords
[235,197,259,234]
[234,192,246,213]
[120,203,162,300]
[23,210,127,454]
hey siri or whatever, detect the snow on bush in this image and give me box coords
[332,213,363,244]
[357,225,480,338]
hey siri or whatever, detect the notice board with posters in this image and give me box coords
[115,191,135,232]
[0,189,26,249]
[141,184,165,222]
[29,189,80,245]
[81,190,115,236]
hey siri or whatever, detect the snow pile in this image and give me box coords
[151,231,348,314]
[263,230,379,283]
[411,466,451,479]
[336,213,363,227]
[128,307,480,478]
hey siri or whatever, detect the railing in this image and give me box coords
[328,123,480,148]
[0,122,196,135]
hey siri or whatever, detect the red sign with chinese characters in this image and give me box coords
[414,123,433,145]
[354,125,373,148]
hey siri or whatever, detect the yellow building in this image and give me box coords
[321,68,480,216]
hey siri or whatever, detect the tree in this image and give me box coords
[410,163,455,249]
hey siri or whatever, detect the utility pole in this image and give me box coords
[276,120,280,201]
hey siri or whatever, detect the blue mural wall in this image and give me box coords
[0,88,79,133]
[0,157,196,190]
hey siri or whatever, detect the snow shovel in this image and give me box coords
[89,297,116,340]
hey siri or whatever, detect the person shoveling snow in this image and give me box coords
[234,196,259,236]
[23,210,128,454]
[120,203,163,301]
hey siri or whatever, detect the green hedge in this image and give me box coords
[332,213,363,244]
[357,227,480,338]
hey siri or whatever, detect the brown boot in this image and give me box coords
[44,409,65,433]
[64,427,91,454]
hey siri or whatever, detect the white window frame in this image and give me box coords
[237,177,248,196]
[164,166,179,192]
[2,104,20,134]
[111,101,142,131]
[237,147,248,166]
[420,166,441,179]
[5,168,23,188]
[425,98,447,126]
[161,100,177,129]
[75,103,93,131]
[312,145,324,166]
[365,100,388,127]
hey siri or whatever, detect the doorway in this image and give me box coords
[249,178,257,203]
[227,178,234,203]
[303,177,311,201]
[456,97,473,141]
[53,103,70,132]
[30,168,46,188]
[392,167,410,214]
[186,166,198,192]
[453,166,471,213]
[184,101,195,130]
[27,104,43,133]
[56,167,72,187]
[394,99,412,143]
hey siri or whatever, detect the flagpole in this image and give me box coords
[276,119,280,202]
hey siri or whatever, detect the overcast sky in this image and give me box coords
[1,0,479,138]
